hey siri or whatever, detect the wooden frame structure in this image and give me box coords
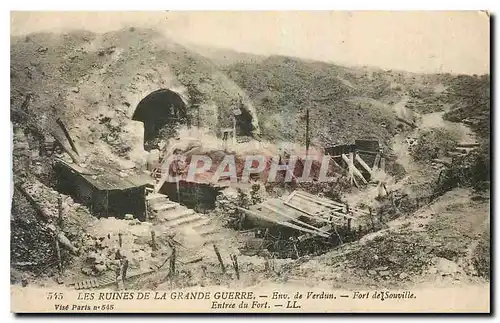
[324,139,386,186]
[239,190,369,238]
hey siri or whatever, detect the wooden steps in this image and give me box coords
[150,200,177,212]
[163,209,195,222]
[167,213,205,229]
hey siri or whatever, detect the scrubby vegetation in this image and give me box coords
[437,74,490,193]
[473,227,490,279]
[224,56,399,148]
[439,141,490,192]
[410,128,459,162]
[443,74,490,138]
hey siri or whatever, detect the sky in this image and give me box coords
[10,11,490,75]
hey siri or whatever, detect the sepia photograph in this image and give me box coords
[9,11,491,313]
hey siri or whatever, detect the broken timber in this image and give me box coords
[295,191,369,216]
[260,203,330,235]
[341,154,368,184]
[236,207,330,238]
[355,154,373,175]
[240,189,370,237]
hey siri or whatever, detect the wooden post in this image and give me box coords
[120,258,129,282]
[349,152,354,184]
[169,246,176,279]
[345,203,350,230]
[213,244,226,274]
[57,195,63,228]
[305,108,310,156]
[380,157,386,172]
[368,207,375,230]
[144,187,148,220]
[232,116,236,146]
[151,231,157,251]
[342,154,368,184]
[54,235,62,276]
[372,153,381,171]
[230,254,240,280]
[197,104,200,128]
[118,233,123,248]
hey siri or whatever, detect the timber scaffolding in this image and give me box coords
[238,190,371,240]
[323,139,386,187]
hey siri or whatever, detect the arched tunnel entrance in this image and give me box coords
[235,107,254,137]
[132,89,188,151]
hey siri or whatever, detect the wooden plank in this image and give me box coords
[352,175,360,188]
[348,152,354,184]
[283,201,344,223]
[289,194,329,212]
[285,190,297,203]
[295,191,369,216]
[56,118,80,156]
[355,154,373,175]
[260,204,330,235]
[342,154,368,184]
[380,157,386,172]
[372,153,381,171]
[237,207,330,238]
[292,193,356,219]
[356,149,380,156]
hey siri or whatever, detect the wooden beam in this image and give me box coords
[348,152,354,184]
[342,154,368,184]
[355,154,373,175]
[56,118,80,156]
[285,190,297,203]
[372,153,381,171]
[291,193,356,219]
[295,191,370,216]
[356,150,380,155]
[237,207,330,238]
[380,157,386,172]
[260,204,330,235]
[283,201,343,222]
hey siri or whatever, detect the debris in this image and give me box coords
[230,254,240,280]
[213,244,226,274]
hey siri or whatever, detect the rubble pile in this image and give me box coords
[11,189,57,269]
[346,230,433,280]
[213,184,266,229]
[81,217,172,278]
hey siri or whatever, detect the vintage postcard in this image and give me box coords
[10,11,490,313]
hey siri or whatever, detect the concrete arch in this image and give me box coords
[132,89,188,150]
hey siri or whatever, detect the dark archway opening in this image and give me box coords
[235,108,254,137]
[132,89,188,151]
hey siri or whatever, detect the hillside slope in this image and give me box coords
[11,28,261,166]
[221,55,456,148]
